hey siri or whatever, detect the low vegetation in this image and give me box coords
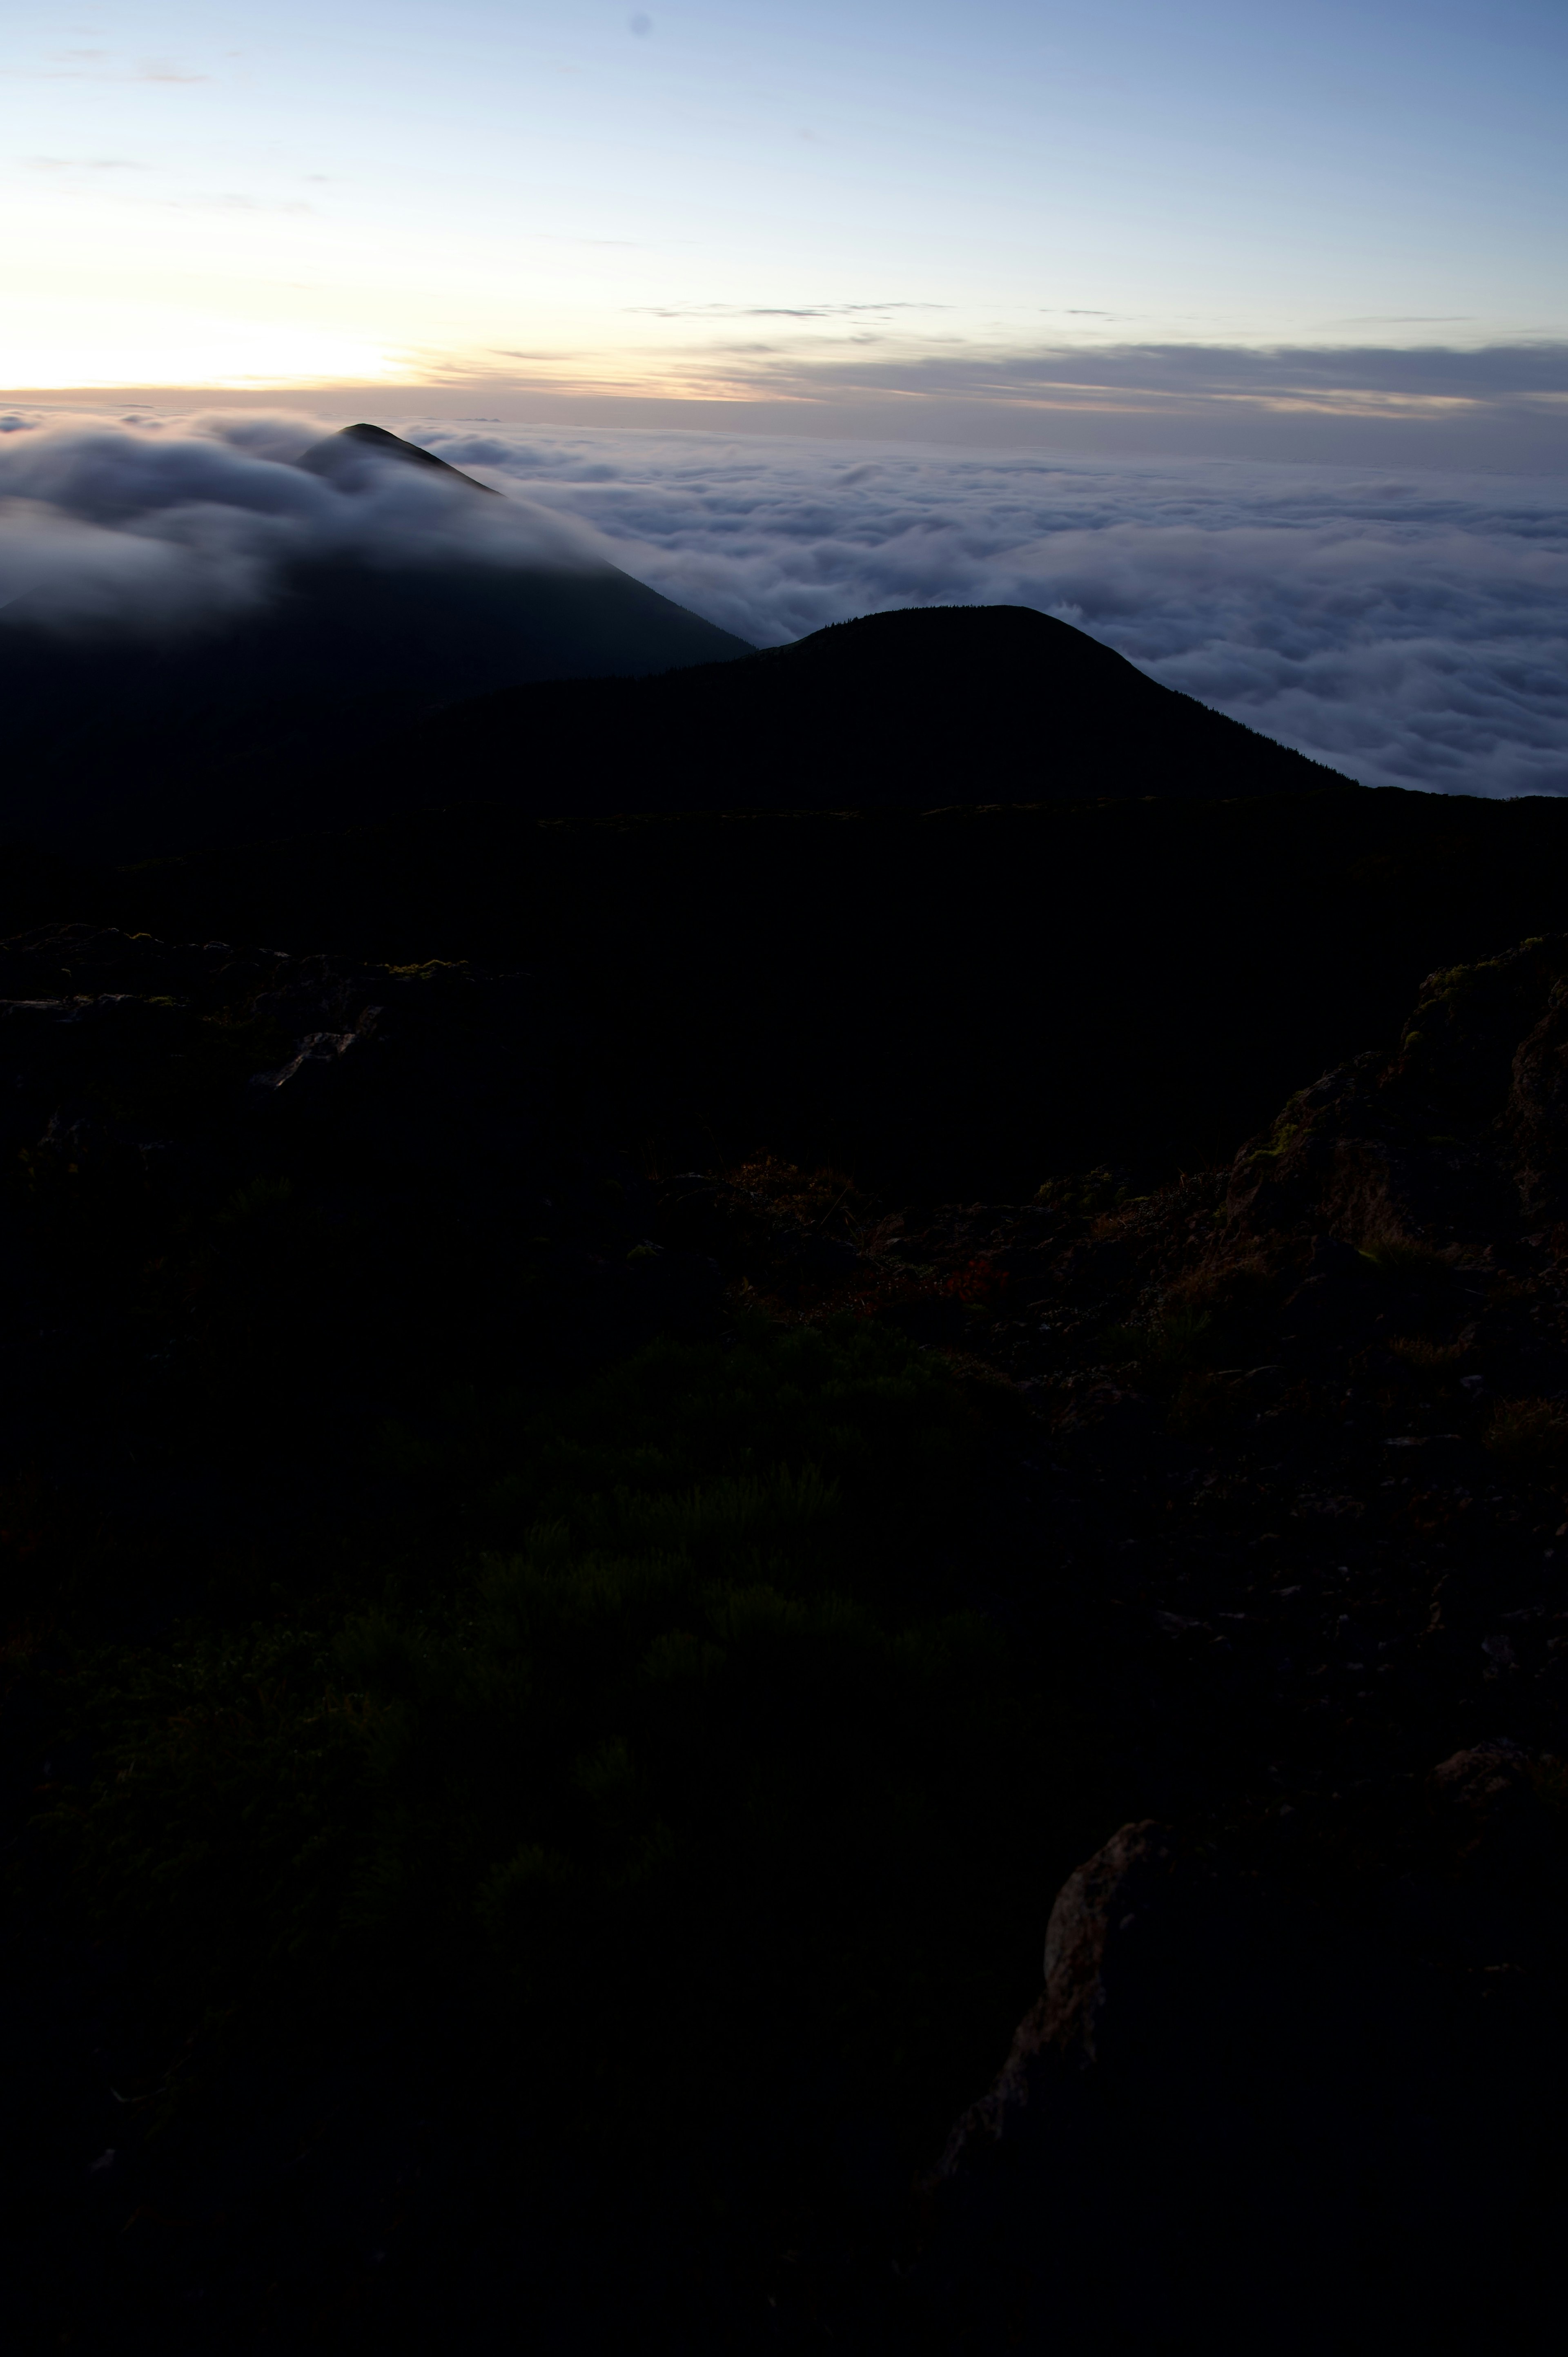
[18,1307,1104,2307]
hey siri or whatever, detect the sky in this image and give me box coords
[3,6,1567,796]
[2,0,1566,461]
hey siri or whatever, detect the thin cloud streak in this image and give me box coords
[637,339,1568,402]
[748,337,1568,424]
[425,339,1568,471]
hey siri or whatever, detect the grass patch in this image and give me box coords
[1484,1395,1568,1469]
[1358,1233,1460,1279]
[1388,1336,1469,1396]
[1102,1307,1215,1379]
[31,1311,1095,2212]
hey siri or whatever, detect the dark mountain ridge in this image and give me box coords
[296,418,502,495]
[0,424,753,851]
[367,600,1350,825]
[1,423,1350,853]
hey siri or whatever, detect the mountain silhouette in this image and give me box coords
[296,419,503,495]
[0,424,753,849]
[353,601,1351,823]
[2,424,1350,854]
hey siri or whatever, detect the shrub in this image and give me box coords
[1103,1307,1214,1377]
[1358,1233,1459,1280]
[1034,1167,1129,1218]
[1484,1396,1568,1468]
[1388,1336,1468,1395]
[1167,1369,1237,1439]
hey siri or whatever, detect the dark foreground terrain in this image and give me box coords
[3,780,1568,2352]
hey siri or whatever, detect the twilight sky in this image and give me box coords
[4,4,1568,796]
[3,0,1566,462]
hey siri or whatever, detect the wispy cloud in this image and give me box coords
[702,337,1568,412]
[171,194,315,215]
[627,303,951,321]
[25,49,209,83]
[130,58,207,83]
[23,155,145,171]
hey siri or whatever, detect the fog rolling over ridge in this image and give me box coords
[4,408,1564,845]
[0,415,751,846]
[3,410,1566,834]
[0,411,1353,852]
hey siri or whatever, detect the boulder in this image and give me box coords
[933,1822,1183,2180]
[1426,1737,1555,1872]
[1508,978,1568,1209]
[911,1810,1551,2355]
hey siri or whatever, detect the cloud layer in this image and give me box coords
[416,423,1568,799]
[2,409,1565,798]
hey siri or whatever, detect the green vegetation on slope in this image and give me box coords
[14,1302,1105,2338]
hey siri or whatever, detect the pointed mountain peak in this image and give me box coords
[297,421,500,495]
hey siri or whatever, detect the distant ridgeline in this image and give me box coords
[381,603,1350,823]
[0,423,1350,853]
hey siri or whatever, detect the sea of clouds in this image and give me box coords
[423,423,1568,799]
[2,407,1566,797]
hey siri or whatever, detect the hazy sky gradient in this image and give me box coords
[4,0,1566,421]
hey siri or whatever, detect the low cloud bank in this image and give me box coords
[2,410,1565,797]
[0,412,597,634]
[416,425,1568,800]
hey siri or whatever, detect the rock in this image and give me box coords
[1509,977,1568,1209]
[932,1821,1185,2178]
[1426,1737,1553,1869]
[913,1809,1558,2355]
[1401,936,1568,1119]
[1036,1819,1178,2066]
[250,1027,365,1092]
[1153,1609,1209,1638]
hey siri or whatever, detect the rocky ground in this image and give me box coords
[659,938,1568,2349]
[3,920,1567,2349]
[666,939,1568,1814]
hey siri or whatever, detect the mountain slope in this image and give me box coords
[295,419,503,495]
[360,601,1352,821]
[0,424,753,851]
